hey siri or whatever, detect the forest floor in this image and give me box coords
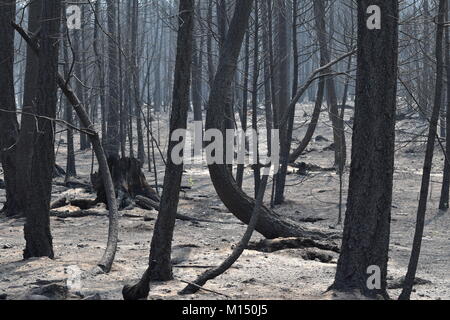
[0,103,449,300]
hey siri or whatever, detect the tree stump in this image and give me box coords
[92,157,160,209]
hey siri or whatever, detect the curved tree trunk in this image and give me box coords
[205,0,335,241]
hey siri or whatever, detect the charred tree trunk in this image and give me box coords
[331,0,399,298]
[23,0,62,259]
[104,0,120,158]
[14,0,41,220]
[313,0,346,171]
[191,6,203,123]
[0,0,19,217]
[63,41,77,178]
[205,0,334,241]
[235,31,250,188]
[273,0,291,205]
[251,0,261,196]
[122,0,195,300]
[131,0,145,165]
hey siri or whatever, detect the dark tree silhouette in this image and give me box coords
[23,0,62,259]
[331,0,399,298]
[0,0,19,217]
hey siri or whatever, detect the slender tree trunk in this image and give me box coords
[206,0,215,87]
[191,4,203,123]
[122,0,195,300]
[236,31,250,188]
[313,0,346,171]
[79,7,90,151]
[251,0,261,196]
[105,0,120,158]
[131,0,145,165]
[331,0,399,298]
[93,0,107,146]
[62,24,77,178]
[273,0,291,205]
[400,0,446,300]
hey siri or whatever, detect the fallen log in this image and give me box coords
[50,197,97,210]
[134,195,160,211]
[50,206,107,218]
[247,237,341,253]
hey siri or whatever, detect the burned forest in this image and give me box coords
[0,0,449,305]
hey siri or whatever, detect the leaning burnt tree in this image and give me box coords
[204,0,336,241]
[122,0,195,300]
[330,1,399,298]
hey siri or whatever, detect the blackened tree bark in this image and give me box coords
[105,0,120,158]
[331,1,399,298]
[400,0,446,300]
[15,0,41,220]
[23,0,62,259]
[191,1,203,123]
[130,0,145,165]
[235,31,250,188]
[0,0,19,217]
[251,0,261,196]
[63,38,77,178]
[122,0,195,300]
[93,0,107,146]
